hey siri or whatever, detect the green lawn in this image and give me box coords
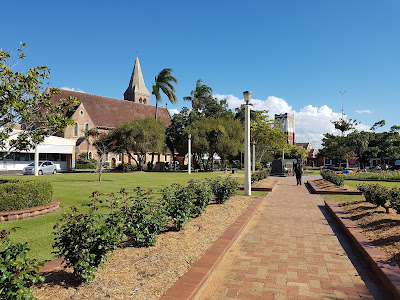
[323,180,400,203]
[1,171,257,262]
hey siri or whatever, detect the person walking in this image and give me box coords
[294,159,303,185]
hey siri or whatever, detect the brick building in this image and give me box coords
[48,57,172,168]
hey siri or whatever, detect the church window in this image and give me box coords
[74,122,79,136]
[88,152,92,159]
[85,123,89,131]
[139,98,143,103]
[143,99,147,104]
[80,110,84,116]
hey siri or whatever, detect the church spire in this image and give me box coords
[124,57,151,104]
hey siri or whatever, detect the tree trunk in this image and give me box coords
[98,154,103,182]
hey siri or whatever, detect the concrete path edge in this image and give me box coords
[325,200,400,299]
[160,195,268,300]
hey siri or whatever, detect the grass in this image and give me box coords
[0,171,257,262]
[323,180,400,203]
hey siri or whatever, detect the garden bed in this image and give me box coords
[0,199,60,222]
[307,179,362,195]
[325,201,400,299]
[238,177,277,192]
[33,195,255,299]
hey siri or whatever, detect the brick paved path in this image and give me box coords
[197,177,383,299]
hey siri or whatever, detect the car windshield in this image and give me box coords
[27,162,44,167]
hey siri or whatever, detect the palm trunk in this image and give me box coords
[150,101,159,169]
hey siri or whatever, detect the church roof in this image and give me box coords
[47,88,171,128]
[125,57,150,96]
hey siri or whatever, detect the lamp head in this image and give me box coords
[243,91,252,104]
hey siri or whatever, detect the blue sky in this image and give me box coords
[2,0,399,148]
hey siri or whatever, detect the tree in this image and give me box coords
[92,131,115,182]
[184,117,243,170]
[331,118,357,136]
[108,118,166,170]
[0,43,79,154]
[152,68,178,121]
[166,107,191,163]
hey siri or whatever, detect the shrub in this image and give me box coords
[188,179,213,217]
[122,163,137,172]
[251,169,269,182]
[254,162,263,170]
[0,229,44,299]
[53,195,123,284]
[161,184,194,230]
[320,169,344,186]
[209,177,238,204]
[357,183,390,208]
[390,187,400,214]
[75,163,96,170]
[118,188,166,246]
[0,180,53,211]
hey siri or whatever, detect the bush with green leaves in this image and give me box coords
[161,184,194,230]
[357,183,390,208]
[187,179,213,217]
[254,162,263,170]
[209,177,238,204]
[0,180,53,211]
[0,228,44,299]
[389,187,400,214]
[53,194,123,284]
[251,169,269,183]
[320,169,344,186]
[117,187,166,246]
[75,163,96,170]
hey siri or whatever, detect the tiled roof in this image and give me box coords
[47,88,171,128]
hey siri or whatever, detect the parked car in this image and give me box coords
[22,161,57,175]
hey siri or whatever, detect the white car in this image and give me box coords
[23,161,57,175]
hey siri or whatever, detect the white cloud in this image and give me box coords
[355,109,373,114]
[168,108,180,116]
[214,94,371,149]
[60,87,86,93]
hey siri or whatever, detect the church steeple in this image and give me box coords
[124,57,151,104]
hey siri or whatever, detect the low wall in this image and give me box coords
[0,199,60,222]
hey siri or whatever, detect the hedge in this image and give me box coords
[320,169,344,186]
[75,163,96,170]
[0,180,53,211]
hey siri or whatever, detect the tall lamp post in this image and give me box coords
[243,91,252,196]
[252,141,256,173]
[188,134,192,175]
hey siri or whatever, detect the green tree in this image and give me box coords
[166,107,191,163]
[185,117,243,170]
[0,43,79,154]
[108,118,166,170]
[152,68,178,121]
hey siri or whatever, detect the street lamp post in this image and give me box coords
[188,134,191,175]
[243,91,252,196]
[252,141,256,173]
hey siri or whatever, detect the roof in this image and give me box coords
[296,142,311,149]
[47,88,171,128]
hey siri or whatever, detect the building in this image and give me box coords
[47,57,172,168]
[275,113,295,145]
[296,142,318,166]
[0,130,75,171]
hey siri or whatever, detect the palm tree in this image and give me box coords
[150,68,177,169]
[152,68,178,120]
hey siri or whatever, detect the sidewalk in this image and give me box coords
[196,177,384,299]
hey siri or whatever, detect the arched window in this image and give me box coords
[143,99,147,104]
[85,123,89,131]
[74,122,79,136]
[139,98,143,103]
[88,152,92,159]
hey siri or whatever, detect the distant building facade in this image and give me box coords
[275,113,295,145]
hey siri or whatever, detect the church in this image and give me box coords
[48,57,173,169]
